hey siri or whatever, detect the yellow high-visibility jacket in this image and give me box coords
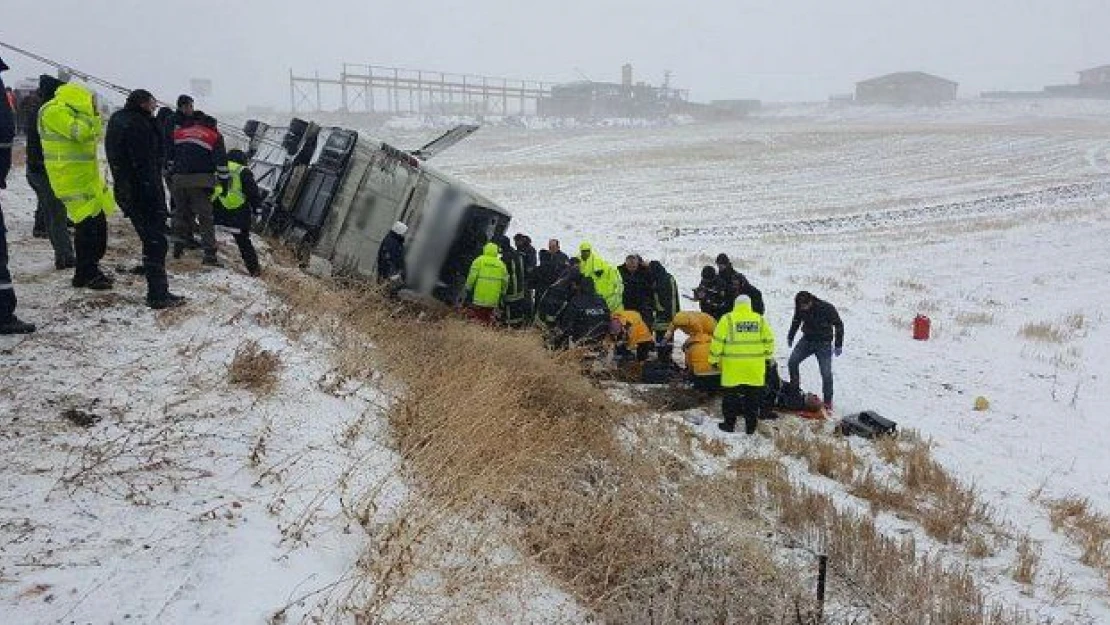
[38,83,114,223]
[466,242,509,308]
[708,299,775,387]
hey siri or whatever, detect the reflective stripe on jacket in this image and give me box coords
[38,83,115,223]
[466,242,509,308]
[212,161,246,209]
[708,300,775,388]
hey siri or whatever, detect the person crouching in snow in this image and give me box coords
[211,149,262,276]
[708,294,775,435]
[611,308,654,362]
[664,310,720,392]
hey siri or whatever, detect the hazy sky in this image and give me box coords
[4,0,1109,110]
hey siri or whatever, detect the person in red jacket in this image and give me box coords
[169,112,229,266]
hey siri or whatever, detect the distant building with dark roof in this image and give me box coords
[1078,65,1110,87]
[855,72,958,106]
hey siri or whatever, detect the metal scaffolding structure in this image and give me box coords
[289,64,555,116]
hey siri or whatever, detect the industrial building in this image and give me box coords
[536,64,689,119]
[854,72,958,106]
[983,65,1110,100]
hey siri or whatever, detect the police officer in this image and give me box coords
[212,149,263,276]
[39,82,116,290]
[708,295,775,434]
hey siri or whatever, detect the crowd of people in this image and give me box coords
[1,59,847,436]
[432,229,847,435]
[0,56,263,337]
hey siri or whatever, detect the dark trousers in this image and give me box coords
[0,202,16,321]
[722,384,764,434]
[232,232,259,274]
[171,179,216,255]
[788,338,834,404]
[74,212,107,282]
[27,170,75,265]
[127,210,170,300]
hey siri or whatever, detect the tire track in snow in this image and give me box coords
[661,179,1110,240]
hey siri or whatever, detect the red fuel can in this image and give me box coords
[913,315,931,341]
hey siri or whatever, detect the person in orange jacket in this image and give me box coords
[664,310,720,391]
[611,309,654,361]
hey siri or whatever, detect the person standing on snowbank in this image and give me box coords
[786,291,844,411]
[708,294,775,435]
[39,82,116,290]
[105,89,186,309]
[0,56,35,334]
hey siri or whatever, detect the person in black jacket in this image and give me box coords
[0,56,35,334]
[377,221,406,283]
[170,111,229,265]
[553,277,610,348]
[716,254,766,315]
[105,89,185,309]
[693,266,731,319]
[786,291,844,410]
[24,75,75,269]
[212,149,264,276]
[619,254,655,326]
[496,235,530,327]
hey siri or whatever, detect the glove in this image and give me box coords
[834,347,843,357]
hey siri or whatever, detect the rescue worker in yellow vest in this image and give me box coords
[39,82,116,290]
[611,309,654,361]
[464,241,508,325]
[664,310,720,391]
[708,294,775,434]
[212,149,262,276]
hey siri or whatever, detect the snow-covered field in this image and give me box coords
[3,99,1110,622]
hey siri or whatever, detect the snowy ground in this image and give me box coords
[429,101,1110,622]
[0,182,579,622]
[3,99,1110,623]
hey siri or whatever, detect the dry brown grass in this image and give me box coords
[1018,322,1068,343]
[261,268,1026,624]
[228,339,282,395]
[776,425,991,547]
[1043,496,1110,579]
[265,274,818,623]
[1012,535,1041,585]
[956,311,995,327]
[895,278,929,292]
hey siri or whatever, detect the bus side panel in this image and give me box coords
[328,152,418,278]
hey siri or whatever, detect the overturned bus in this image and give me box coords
[240,119,511,305]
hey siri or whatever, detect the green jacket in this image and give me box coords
[466,242,509,308]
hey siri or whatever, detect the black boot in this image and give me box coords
[745,415,758,435]
[0,316,36,335]
[172,242,185,259]
[718,422,736,433]
[147,293,187,310]
[202,254,222,267]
